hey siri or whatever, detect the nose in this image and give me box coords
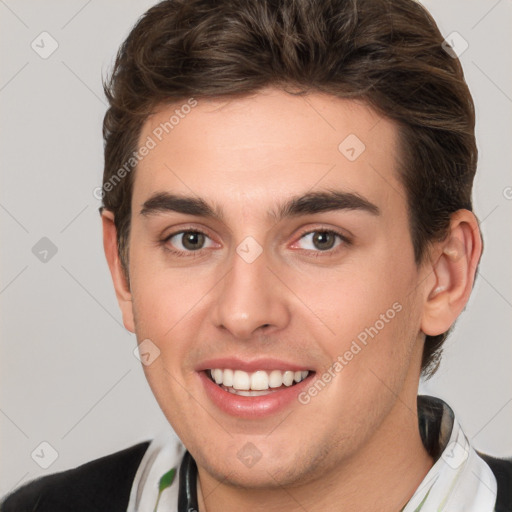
[211,243,291,340]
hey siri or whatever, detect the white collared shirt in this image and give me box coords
[127,395,497,512]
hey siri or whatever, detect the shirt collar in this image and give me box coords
[403,395,497,512]
[127,395,497,512]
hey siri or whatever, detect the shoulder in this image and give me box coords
[477,452,512,512]
[0,441,150,512]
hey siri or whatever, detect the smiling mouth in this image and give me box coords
[206,368,313,396]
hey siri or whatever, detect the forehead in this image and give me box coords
[133,88,402,216]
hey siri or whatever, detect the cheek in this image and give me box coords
[129,245,213,339]
[287,252,414,336]
[288,251,420,383]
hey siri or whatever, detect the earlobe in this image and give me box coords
[421,210,482,336]
[101,210,135,333]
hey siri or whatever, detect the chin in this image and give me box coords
[195,441,320,490]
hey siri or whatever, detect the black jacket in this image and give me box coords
[1,442,511,511]
[0,442,150,512]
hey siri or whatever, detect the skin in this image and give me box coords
[102,87,482,511]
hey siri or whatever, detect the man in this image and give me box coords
[2,0,511,510]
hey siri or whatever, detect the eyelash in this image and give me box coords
[161,227,213,258]
[161,227,351,258]
[293,227,351,257]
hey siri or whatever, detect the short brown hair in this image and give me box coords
[101,0,479,378]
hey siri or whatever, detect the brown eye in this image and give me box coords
[295,230,346,252]
[181,232,205,250]
[167,231,213,252]
[311,231,336,250]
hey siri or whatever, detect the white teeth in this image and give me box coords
[222,368,234,387]
[226,388,271,397]
[282,371,295,386]
[233,370,250,390]
[250,371,269,390]
[213,369,223,385]
[208,368,310,391]
[269,369,283,388]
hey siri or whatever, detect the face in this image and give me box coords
[121,88,430,489]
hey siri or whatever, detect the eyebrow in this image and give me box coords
[140,189,380,221]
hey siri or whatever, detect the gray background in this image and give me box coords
[1,0,511,498]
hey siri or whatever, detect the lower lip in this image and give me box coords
[198,371,314,418]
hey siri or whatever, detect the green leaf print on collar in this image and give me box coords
[154,467,177,512]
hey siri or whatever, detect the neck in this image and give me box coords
[196,395,434,512]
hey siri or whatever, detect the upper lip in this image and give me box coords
[195,357,313,373]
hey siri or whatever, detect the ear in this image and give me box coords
[421,209,483,337]
[101,209,135,333]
